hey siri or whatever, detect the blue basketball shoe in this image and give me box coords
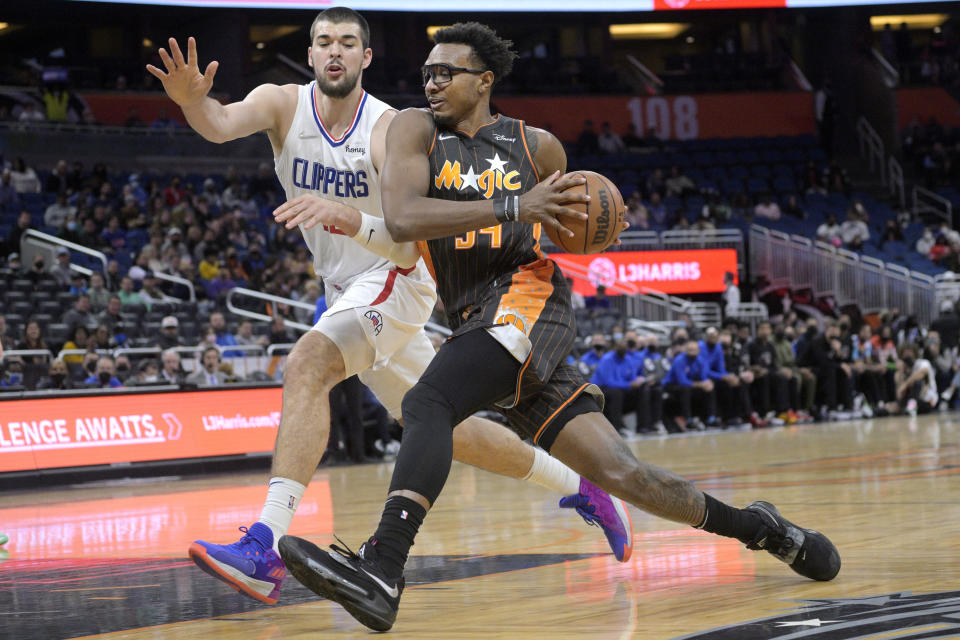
[559,478,633,562]
[189,523,286,604]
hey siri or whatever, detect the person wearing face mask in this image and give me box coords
[718,328,765,428]
[849,324,889,418]
[37,359,74,390]
[590,340,645,437]
[700,327,753,428]
[661,340,715,432]
[578,333,608,376]
[84,355,124,388]
[773,325,815,421]
[0,357,26,390]
[891,345,937,416]
[634,335,665,433]
[797,322,853,416]
[130,359,162,386]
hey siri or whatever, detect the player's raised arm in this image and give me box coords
[381,109,588,242]
[146,37,287,146]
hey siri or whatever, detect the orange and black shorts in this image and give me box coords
[448,258,604,450]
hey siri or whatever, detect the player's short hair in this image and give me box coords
[310,7,370,49]
[433,22,517,85]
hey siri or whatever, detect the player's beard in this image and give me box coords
[315,65,361,99]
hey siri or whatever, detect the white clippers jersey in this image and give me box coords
[275,83,393,288]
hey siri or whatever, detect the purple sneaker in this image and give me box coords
[559,478,633,562]
[189,522,286,604]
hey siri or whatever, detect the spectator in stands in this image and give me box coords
[839,207,870,251]
[129,359,162,385]
[268,315,295,345]
[49,247,73,286]
[117,276,142,308]
[753,195,781,221]
[0,317,14,352]
[113,354,133,383]
[10,158,41,194]
[931,299,960,348]
[578,333,608,376]
[124,106,144,127]
[36,359,73,390]
[103,259,121,291]
[662,339,715,432]
[154,316,181,350]
[773,324,816,419]
[85,355,123,388]
[16,319,49,365]
[720,327,764,427]
[622,123,644,151]
[798,322,853,414]
[800,161,826,195]
[591,340,645,436]
[0,169,19,208]
[748,321,795,424]
[923,332,955,398]
[207,311,242,357]
[61,326,89,365]
[67,273,87,297]
[87,273,111,311]
[63,293,95,333]
[198,247,221,282]
[892,344,937,416]
[164,176,186,207]
[45,160,70,194]
[585,284,612,312]
[18,102,45,123]
[915,227,935,256]
[783,195,805,219]
[878,219,905,250]
[597,122,625,155]
[721,271,740,319]
[160,349,185,384]
[205,267,238,303]
[575,119,599,155]
[235,320,268,348]
[100,215,126,252]
[646,192,668,227]
[150,108,178,130]
[0,356,25,389]
[42,192,73,230]
[645,168,666,198]
[665,166,696,198]
[294,281,322,325]
[816,213,842,246]
[699,327,750,427]
[139,272,176,310]
[163,227,189,259]
[186,346,228,386]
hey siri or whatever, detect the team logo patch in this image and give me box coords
[675,591,960,639]
[364,309,384,336]
[494,307,528,335]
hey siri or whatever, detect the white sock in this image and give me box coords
[258,476,306,551]
[523,448,581,495]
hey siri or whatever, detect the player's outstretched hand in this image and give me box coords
[146,37,219,108]
[273,195,360,236]
[518,171,589,238]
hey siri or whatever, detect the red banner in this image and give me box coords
[654,0,784,7]
[0,387,282,472]
[495,93,815,146]
[896,87,960,130]
[549,249,738,295]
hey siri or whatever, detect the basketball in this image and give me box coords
[543,170,625,254]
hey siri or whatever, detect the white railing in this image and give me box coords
[871,47,901,88]
[888,156,905,209]
[750,224,938,326]
[912,184,953,226]
[21,229,109,272]
[856,117,886,185]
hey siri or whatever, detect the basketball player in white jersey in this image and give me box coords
[146,7,631,606]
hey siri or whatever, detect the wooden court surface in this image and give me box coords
[1,412,959,639]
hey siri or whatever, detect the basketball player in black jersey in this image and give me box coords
[278,23,840,632]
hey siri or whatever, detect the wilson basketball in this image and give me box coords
[544,170,625,254]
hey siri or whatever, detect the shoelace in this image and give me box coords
[746,525,793,558]
[328,535,362,562]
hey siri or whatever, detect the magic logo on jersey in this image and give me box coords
[434,153,521,199]
[291,157,369,199]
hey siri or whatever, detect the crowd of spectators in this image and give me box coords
[575,302,960,437]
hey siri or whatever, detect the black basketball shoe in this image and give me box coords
[278,534,403,632]
[744,501,841,581]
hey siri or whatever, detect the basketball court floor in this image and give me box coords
[1,412,958,639]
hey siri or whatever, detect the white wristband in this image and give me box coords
[351,211,420,269]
